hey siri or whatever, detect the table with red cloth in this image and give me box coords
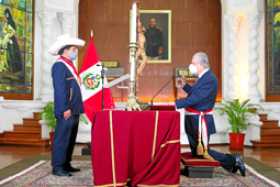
[91,110,180,187]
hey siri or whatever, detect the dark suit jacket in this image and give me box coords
[175,70,218,135]
[145,27,163,57]
[51,61,83,118]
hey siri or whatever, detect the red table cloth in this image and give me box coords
[91,110,180,187]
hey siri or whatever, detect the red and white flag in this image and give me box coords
[79,36,114,123]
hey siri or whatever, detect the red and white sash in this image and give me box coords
[185,107,213,154]
[57,56,81,86]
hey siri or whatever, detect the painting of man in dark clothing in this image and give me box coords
[144,18,164,59]
[140,10,171,63]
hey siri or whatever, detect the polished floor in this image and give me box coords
[0,144,280,172]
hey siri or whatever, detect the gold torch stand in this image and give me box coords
[126,41,141,111]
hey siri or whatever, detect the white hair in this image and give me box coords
[193,52,210,69]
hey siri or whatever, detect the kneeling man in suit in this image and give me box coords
[175,52,246,176]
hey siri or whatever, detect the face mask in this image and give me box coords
[69,51,77,61]
[189,64,198,75]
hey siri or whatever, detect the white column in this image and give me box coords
[222,0,264,102]
[62,10,79,68]
[39,0,76,101]
[40,12,57,102]
[248,12,262,103]
[223,13,238,100]
[62,12,75,35]
[33,2,44,100]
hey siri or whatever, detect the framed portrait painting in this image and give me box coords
[139,10,171,63]
[0,0,34,99]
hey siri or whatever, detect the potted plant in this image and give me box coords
[41,102,56,145]
[218,99,257,150]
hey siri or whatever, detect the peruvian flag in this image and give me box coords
[79,36,114,123]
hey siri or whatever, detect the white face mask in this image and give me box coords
[189,64,198,75]
[69,51,77,61]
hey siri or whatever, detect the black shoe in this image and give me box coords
[232,166,238,174]
[52,169,72,177]
[233,154,246,177]
[65,166,80,172]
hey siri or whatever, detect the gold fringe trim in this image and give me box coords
[197,114,203,155]
[203,150,215,161]
[196,142,204,156]
[151,111,159,161]
[181,156,218,163]
[94,182,127,187]
[109,111,117,186]
[160,140,180,149]
[138,184,179,187]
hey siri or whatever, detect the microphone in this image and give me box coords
[150,77,174,108]
[96,63,106,111]
[95,64,110,78]
[95,64,108,71]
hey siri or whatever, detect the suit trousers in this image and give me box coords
[52,114,80,170]
[185,115,235,171]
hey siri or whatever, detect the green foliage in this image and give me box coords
[41,102,56,130]
[80,114,89,125]
[218,99,257,133]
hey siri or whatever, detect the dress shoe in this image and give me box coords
[52,169,72,177]
[233,154,246,176]
[65,166,80,172]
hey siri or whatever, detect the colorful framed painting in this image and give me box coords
[0,0,33,100]
[139,10,172,64]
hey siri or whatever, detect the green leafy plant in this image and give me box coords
[218,99,257,133]
[41,102,56,130]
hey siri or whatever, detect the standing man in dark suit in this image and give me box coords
[49,34,85,176]
[175,52,246,176]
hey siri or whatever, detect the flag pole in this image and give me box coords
[90,29,105,111]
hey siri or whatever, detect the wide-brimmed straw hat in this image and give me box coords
[48,34,85,55]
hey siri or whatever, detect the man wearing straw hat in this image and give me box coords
[175,52,246,176]
[49,34,85,176]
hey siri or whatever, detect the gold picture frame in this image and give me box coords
[139,10,172,64]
